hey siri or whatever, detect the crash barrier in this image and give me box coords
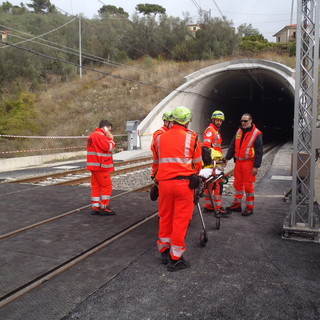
[0,133,128,156]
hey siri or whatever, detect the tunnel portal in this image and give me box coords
[138,59,295,148]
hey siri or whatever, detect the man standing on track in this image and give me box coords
[87,120,116,216]
[151,106,202,272]
[225,113,263,216]
[202,110,227,214]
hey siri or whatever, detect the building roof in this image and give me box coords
[273,24,297,37]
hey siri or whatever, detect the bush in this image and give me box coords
[0,91,39,135]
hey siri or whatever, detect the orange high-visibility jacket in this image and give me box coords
[202,123,222,153]
[86,128,115,172]
[235,124,262,160]
[150,126,169,153]
[152,124,202,180]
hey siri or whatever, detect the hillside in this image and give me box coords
[1,53,295,157]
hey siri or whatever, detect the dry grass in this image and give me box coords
[2,53,297,157]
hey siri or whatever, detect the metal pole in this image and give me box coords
[79,14,82,79]
[290,0,295,25]
[283,0,320,241]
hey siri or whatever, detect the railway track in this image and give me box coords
[3,156,153,186]
[0,143,280,312]
[0,143,278,241]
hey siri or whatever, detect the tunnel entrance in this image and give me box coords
[139,59,295,149]
[197,67,294,144]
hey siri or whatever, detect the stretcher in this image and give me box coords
[195,163,229,247]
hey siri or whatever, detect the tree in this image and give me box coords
[98,5,128,18]
[237,23,260,37]
[135,3,166,16]
[173,17,239,61]
[27,0,56,14]
[1,1,13,13]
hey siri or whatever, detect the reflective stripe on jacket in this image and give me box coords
[86,128,115,172]
[202,123,222,153]
[235,125,262,160]
[152,124,202,180]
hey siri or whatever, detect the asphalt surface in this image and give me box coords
[62,143,320,320]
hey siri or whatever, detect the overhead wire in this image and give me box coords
[0,17,77,49]
[0,39,215,102]
[0,23,180,82]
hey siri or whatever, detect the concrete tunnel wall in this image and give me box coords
[138,59,296,149]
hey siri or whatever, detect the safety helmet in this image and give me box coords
[171,106,192,124]
[162,111,172,121]
[211,110,225,121]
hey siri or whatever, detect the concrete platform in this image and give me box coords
[63,143,320,320]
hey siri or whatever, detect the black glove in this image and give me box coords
[149,183,159,201]
[201,147,212,166]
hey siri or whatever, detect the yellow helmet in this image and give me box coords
[162,111,172,121]
[171,106,192,124]
[211,110,225,121]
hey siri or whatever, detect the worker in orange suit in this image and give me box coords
[151,106,202,272]
[225,113,263,216]
[202,110,228,214]
[150,111,172,153]
[87,120,116,216]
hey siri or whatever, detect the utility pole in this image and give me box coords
[290,0,295,25]
[283,0,320,242]
[79,14,82,79]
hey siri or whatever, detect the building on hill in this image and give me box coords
[0,31,11,40]
[187,24,202,37]
[273,24,297,43]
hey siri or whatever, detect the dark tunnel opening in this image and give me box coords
[202,69,294,144]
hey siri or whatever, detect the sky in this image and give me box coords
[9,0,297,42]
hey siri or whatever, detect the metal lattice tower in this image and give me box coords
[283,0,320,241]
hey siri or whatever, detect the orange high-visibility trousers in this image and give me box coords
[233,159,255,209]
[157,179,194,260]
[90,171,112,210]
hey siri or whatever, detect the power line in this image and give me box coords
[211,0,226,22]
[0,39,215,102]
[0,17,77,49]
[0,23,179,82]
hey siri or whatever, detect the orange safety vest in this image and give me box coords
[235,125,262,160]
[152,124,202,180]
[86,128,115,172]
[202,123,222,153]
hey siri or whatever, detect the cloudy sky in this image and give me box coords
[10,0,297,42]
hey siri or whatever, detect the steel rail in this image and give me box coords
[0,144,279,239]
[0,183,153,241]
[0,204,158,308]
[4,156,153,184]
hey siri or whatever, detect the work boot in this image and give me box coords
[242,207,254,216]
[161,248,170,265]
[91,209,100,215]
[167,257,191,272]
[100,206,116,216]
[226,203,242,212]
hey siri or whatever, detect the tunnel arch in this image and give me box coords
[138,59,295,148]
